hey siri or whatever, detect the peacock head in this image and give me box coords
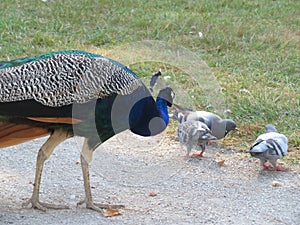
[156,87,175,107]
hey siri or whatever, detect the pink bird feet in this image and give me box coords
[275,166,287,172]
[262,165,273,170]
[185,151,204,159]
[262,165,287,172]
[191,151,204,157]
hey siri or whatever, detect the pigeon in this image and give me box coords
[149,70,162,91]
[171,103,237,139]
[177,120,216,157]
[249,124,288,171]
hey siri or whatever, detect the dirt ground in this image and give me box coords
[0,130,299,225]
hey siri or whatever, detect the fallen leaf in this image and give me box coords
[149,192,157,197]
[215,152,221,157]
[102,207,121,217]
[217,159,225,166]
[272,181,281,187]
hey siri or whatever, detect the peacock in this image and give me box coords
[0,50,175,213]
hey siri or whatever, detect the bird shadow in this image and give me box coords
[255,167,292,183]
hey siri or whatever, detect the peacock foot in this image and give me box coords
[77,199,125,213]
[22,197,69,212]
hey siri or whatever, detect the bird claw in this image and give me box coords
[262,165,287,172]
[185,154,191,159]
[22,198,69,211]
[192,152,204,157]
[275,166,287,172]
[192,149,205,158]
[262,165,273,170]
[77,199,125,213]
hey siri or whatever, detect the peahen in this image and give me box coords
[249,124,288,171]
[0,50,174,213]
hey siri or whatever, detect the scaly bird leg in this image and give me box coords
[192,151,204,157]
[77,138,125,213]
[260,159,272,170]
[192,145,205,157]
[23,128,72,211]
[275,166,287,172]
[270,160,287,172]
[262,164,273,170]
[184,145,193,159]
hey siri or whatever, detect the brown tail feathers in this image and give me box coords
[0,122,50,148]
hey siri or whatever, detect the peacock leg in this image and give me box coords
[23,128,72,211]
[78,138,125,213]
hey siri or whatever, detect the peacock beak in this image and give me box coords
[167,88,175,107]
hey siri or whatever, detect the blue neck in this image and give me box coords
[156,97,169,126]
[129,95,170,137]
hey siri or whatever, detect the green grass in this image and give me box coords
[0,0,299,158]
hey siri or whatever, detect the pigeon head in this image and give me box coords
[265,124,277,133]
[224,119,237,135]
[170,109,180,122]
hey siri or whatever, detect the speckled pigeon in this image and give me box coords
[249,124,288,171]
[177,120,216,157]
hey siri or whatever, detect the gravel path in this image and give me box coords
[1,131,299,225]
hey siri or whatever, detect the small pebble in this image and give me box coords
[272,181,281,187]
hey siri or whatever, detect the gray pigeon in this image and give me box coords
[249,124,288,171]
[171,103,237,139]
[177,120,216,157]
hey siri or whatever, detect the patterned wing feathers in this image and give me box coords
[0,54,142,107]
[249,132,288,157]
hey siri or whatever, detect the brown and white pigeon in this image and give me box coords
[249,124,288,171]
[177,120,216,157]
[171,103,237,139]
